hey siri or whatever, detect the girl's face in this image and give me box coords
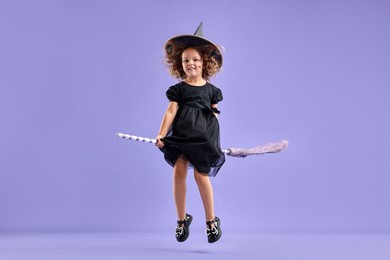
[181,48,203,79]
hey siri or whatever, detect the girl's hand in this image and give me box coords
[155,135,165,148]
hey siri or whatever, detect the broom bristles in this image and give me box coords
[226,140,289,157]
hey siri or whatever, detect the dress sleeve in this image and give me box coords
[211,87,223,104]
[166,85,180,102]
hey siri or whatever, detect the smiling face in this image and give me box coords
[181,47,204,80]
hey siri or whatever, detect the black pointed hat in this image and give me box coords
[164,22,223,68]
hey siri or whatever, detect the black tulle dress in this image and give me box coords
[160,81,225,177]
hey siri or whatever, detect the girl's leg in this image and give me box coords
[173,155,189,221]
[194,169,222,243]
[194,170,215,222]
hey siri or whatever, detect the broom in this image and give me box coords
[116,133,288,158]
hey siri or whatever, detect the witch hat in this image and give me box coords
[164,22,223,67]
[194,22,204,36]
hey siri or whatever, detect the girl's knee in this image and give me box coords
[194,170,209,183]
[174,155,189,179]
[174,170,187,179]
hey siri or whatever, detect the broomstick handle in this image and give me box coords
[116,133,157,144]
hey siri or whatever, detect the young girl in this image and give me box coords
[155,23,225,243]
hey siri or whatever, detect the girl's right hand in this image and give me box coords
[155,135,165,148]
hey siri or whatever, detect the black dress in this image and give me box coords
[160,81,225,177]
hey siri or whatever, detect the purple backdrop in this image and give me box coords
[0,0,389,234]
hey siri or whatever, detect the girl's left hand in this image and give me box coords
[155,135,165,148]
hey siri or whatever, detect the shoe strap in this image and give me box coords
[177,220,186,225]
[206,217,218,229]
[177,215,189,226]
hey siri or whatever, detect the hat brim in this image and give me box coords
[164,35,223,67]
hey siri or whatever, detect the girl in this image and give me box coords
[156,23,225,243]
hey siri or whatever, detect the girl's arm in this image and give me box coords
[156,101,178,147]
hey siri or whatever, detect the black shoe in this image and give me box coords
[206,217,222,243]
[175,214,193,242]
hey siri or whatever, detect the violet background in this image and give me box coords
[0,0,389,235]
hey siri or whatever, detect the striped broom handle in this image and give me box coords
[116,133,230,154]
[117,133,157,144]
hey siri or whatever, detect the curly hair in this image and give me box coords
[165,41,221,81]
